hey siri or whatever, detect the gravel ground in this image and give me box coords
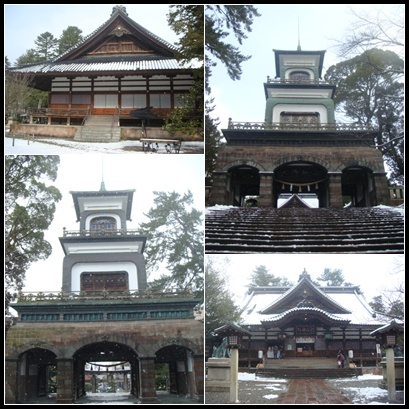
[205,376,405,405]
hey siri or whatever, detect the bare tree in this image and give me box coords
[334,5,404,63]
[5,71,35,120]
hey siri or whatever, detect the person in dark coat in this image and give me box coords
[337,350,345,368]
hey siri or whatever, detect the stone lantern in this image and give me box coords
[213,323,251,404]
[370,320,404,402]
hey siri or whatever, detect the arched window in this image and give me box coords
[289,71,310,81]
[90,216,117,231]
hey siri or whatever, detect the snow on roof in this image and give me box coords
[240,285,384,326]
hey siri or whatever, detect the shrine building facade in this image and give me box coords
[234,269,385,366]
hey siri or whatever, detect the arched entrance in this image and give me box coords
[273,161,328,208]
[155,345,195,399]
[73,341,139,402]
[342,166,376,207]
[228,165,260,206]
[16,348,57,402]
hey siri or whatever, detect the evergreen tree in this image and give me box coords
[247,265,293,289]
[324,48,404,184]
[316,268,345,286]
[205,257,242,336]
[15,49,43,66]
[137,191,203,300]
[205,100,223,187]
[205,6,261,188]
[165,5,204,137]
[205,5,260,84]
[34,31,59,61]
[58,26,83,56]
[5,156,62,315]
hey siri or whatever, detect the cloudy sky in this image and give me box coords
[19,154,204,292]
[206,253,404,305]
[5,4,181,66]
[207,4,403,131]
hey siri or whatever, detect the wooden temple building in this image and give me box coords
[210,269,387,369]
[7,5,202,142]
[5,182,204,404]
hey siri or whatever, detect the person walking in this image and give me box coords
[337,350,345,368]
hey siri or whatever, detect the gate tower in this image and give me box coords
[6,182,204,404]
[208,46,389,208]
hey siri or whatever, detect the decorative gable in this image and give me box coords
[259,269,351,315]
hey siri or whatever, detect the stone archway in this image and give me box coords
[154,345,195,398]
[273,161,328,208]
[227,165,261,206]
[14,348,57,403]
[72,341,139,402]
[341,166,376,207]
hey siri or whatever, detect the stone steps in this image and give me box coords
[256,367,360,379]
[74,115,120,142]
[205,206,404,253]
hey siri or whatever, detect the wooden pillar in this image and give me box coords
[56,358,75,404]
[327,172,343,208]
[258,172,274,207]
[138,357,158,404]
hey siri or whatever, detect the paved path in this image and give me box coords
[275,379,351,404]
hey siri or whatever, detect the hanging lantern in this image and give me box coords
[290,184,293,191]
[307,185,310,192]
[315,183,318,189]
[282,183,285,190]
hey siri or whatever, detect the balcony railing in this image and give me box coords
[28,108,89,117]
[16,289,195,303]
[62,228,143,237]
[266,77,333,85]
[227,120,376,132]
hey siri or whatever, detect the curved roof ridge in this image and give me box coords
[259,272,351,314]
[261,306,350,323]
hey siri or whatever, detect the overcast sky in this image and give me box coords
[20,154,204,292]
[208,4,403,131]
[206,253,404,305]
[4,4,181,66]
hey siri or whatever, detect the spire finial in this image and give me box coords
[100,157,106,191]
[297,17,301,51]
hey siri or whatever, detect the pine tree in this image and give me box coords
[138,191,203,300]
[205,257,242,336]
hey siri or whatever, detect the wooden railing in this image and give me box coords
[29,107,89,116]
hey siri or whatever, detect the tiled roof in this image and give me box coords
[241,286,384,326]
[13,56,196,74]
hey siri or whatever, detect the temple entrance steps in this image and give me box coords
[255,358,361,379]
[74,115,121,142]
[205,206,404,253]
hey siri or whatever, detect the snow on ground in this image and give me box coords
[237,372,403,404]
[4,135,204,155]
